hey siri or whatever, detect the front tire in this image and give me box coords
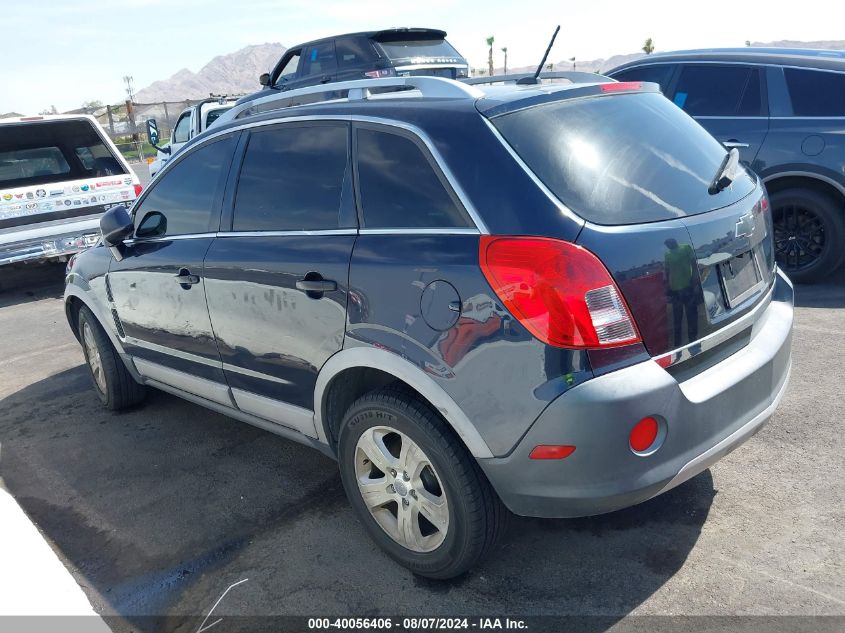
[77,305,146,410]
[770,188,845,284]
[337,387,507,579]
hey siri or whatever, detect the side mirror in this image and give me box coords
[100,205,134,247]
[259,72,271,87]
[135,211,167,239]
[145,118,170,154]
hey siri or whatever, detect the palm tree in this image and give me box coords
[486,36,495,77]
[501,46,508,74]
[569,56,576,70]
[642,38,655,55]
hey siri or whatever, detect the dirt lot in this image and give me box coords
[0,262,842,632]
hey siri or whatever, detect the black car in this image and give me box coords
[607,48,845,283]
[239,28,468,105]
[66,74,793,578]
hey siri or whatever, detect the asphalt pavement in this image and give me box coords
[0,263,842,632]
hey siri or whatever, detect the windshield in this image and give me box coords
[376,39,462,62]
[492,92,756,225]
[0,119,125,189]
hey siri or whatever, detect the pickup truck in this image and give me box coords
[0,114,141,267]
[147,97,237,178]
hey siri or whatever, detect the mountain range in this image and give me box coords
[135,39,845,103]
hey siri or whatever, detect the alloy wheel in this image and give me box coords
[82,321,106,393]
[773,203,825,272]
[354,426,449,553]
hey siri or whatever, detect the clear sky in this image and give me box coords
[1,0,842,115]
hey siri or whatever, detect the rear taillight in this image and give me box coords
[364,68,396,78]
[133,184,143,197]
[479,236,641,349]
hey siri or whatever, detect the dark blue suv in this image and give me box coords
[607,48,845,283]
[65,75,793,578]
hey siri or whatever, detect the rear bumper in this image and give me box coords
[479,269,794,518]
[0,218,100,265]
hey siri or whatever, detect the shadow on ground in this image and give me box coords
[0,365,715,632]
[793,267,845,309]
[0,261,66,308]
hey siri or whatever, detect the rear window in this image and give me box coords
[784,68,845,116]
[492,92,757,225]
[376,38,461,62]
[0,119,125,189]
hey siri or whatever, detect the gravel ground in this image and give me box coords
[0,262,842,632]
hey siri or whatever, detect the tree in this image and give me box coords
[642,38,655,55]
[81,100,103,111]
[501,46,508,74]
[486,36,495,77]
[39,105,58,115]
[569,56,576,70]
[745,40,752,47]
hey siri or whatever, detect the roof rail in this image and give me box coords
[461,71,612,85]
[214,77,484,126]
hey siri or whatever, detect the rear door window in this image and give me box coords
[491,92,757,225]
[355,127,472,229]
[784,68,845,116]
[232,123,348,232]
[299,42,337,78]
[672,65,764,116]
[611,64,676,94]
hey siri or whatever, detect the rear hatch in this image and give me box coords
[0,117,138,232]
[372,28,468,79]
[486,85,775,358]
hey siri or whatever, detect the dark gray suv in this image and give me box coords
[65,74,793,579]
[607,48,845,283]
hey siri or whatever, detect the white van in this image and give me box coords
[0,115,141,266]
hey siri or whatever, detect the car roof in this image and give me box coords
[286,28,448,51]
[607,47,845,74]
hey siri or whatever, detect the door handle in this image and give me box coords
[296,279,337,293]
[175,268,200,287]
[724,140,750,149]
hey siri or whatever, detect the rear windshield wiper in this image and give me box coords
[709,147,740,195]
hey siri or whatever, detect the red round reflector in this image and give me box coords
[529,445,576,460]
[630,417,659,453]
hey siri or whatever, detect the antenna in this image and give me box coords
[518,26,560,85]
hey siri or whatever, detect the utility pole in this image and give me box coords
[123,75,140,160]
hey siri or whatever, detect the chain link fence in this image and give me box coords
[68,99,206,162]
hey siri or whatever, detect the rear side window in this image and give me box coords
[611,64,676,93]
[673,65,764,116]
[492,92,757,225]
[784,68,845,116]
[134,135,236,237]
[233,124,347,232]
[300,42,337,77]
[355,127,471,229]
[0,119,125,189]
[336,38,377,68]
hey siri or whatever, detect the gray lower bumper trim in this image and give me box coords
[652,361,791,498]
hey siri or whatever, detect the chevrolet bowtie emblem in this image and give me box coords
[735,213,755,239]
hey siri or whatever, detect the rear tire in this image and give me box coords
[337,387,508,579]
[770,188,845,284]
[77,305,146,411]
